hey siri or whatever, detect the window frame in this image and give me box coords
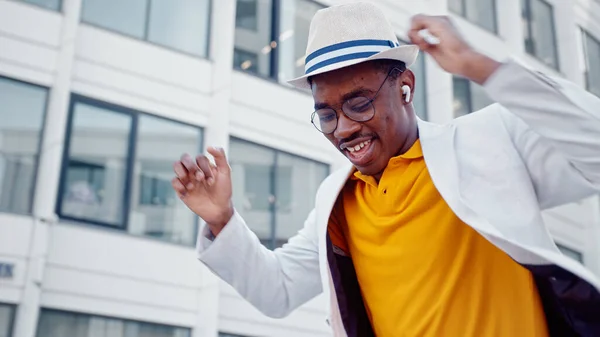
[581,28,600,97]
[80,0,212,59]
[56,94,203,245]
[449,0,498,34]
[522,0,560,70]
[233,0,326,83]
[229,137,330,249]
[11,0,62,12]
[0,75,50,216]
[36,308,192,337]
[0,303,16,337]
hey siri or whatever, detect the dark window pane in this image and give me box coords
[583,31,600,98]
[234,0,273,77]
[522,0,558,69]
[19,0,61,11]
[233,48,260,74]
[464,0,496,32]
[453,76,493,117]
[60,102,132,226]
[412,52,428,120]
[36,309,191,337]
[230,138,329,249]
[130,116,202,246]
[274,153,328,248]
[230,140,275,245]
[147,0,210,56]
[452,77,471,117]
[0,304,15,337]
[81,0,148,39]
[236,0,258,30]
[278,0,323,81]
[0,77,47,215]
[448,0,464,14]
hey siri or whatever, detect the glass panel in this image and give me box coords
[36,310,191,337]
[60,102,132,226]
[583,31,600,97]
[81,0,148,39]
[278,0,323,81]
[448,0,464,15]
[229,139,275,246]
[527,0,559,69]
[411,52,428,120]
[233,48,260,74]
[470,81,494,111]
[452,77,471,117]
[0,77,47,215]
[0,304,15,337]
[274,153,328,248]
[234,0,273,77]
[236,0,258,30]
[464,0,496,32]
[129,116,202,246]
[20,0,61,11]
[147,0,210,56]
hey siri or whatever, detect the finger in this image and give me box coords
[408,29,429,50]
[196,155,215,185]
[207,147,230,174]
[171,177,186,194]
[173,160,188,178]
[181,153,199,175]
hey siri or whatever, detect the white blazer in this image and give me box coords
[197,60,600,336]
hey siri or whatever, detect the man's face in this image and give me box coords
[311,62,417,178]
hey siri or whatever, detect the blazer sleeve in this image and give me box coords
[196,208,322,318]
[483,59,600,209]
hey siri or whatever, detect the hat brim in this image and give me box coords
[287,45,420,90]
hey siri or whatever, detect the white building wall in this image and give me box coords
[0,0,599,337]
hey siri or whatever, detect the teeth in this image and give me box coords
[346,140,371,153]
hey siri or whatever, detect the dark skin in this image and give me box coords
[311,62,419,181]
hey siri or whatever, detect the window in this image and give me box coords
[522,0,559,70]
[229,138,329,249]
[582,30,600,98]
[0,304,15,337]
[233,0,323,82]
[449,0,497,32]
[81,0,210,57]
[0,77,48,215]
[219,333,251,337]
[36,309,191,337]
[452,76,494,117]
[58,96,203,246]
[556,243,584,263]
[13,0,61,11]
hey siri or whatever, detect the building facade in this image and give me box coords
[0,0,599,336]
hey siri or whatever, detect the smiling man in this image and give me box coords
[172,3,600,337]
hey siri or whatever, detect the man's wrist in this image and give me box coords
[458,51,502,86]
[207,205,235,237]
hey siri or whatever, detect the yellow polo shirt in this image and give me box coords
[328,139,549,337]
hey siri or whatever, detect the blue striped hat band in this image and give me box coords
[304,39,400,75]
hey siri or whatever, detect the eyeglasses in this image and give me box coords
[311,67,403,134]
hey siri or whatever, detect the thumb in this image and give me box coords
[207,147,231,174]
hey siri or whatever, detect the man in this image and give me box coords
[172,3,600,336]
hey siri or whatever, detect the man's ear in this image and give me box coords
[399,69,416,104]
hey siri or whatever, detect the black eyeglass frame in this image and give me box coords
[310,67,404,134]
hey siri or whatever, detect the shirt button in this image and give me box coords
[383,189,387,194]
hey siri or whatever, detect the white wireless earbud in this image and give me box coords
[402,85,412,103]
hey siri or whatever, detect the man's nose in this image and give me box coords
[333,113,361,140]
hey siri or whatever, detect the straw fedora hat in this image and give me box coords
[287,2,419,90]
